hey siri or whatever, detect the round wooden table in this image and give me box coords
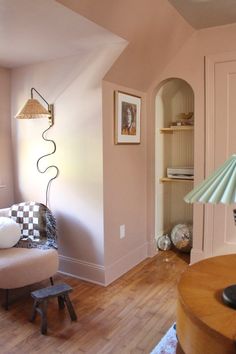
[177,254,236,354]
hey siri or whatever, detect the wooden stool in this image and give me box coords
[30,283,77,334]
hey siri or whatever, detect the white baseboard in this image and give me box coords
[104,242,148,286]
[59,254,105,286]
[59,242,149,286]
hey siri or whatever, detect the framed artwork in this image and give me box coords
[114,91,141,144]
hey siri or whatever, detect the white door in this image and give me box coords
[205,52,236,256]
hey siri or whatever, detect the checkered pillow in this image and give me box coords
[9,201,57,249]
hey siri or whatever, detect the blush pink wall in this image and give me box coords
[11,40,125,285]
[57,0,196,283]
[53,0,195,283]
[62,1,236,269]
[147,23,236,263]
[6,1,236,285]
[102,81,148,284]
[0,67,14,207]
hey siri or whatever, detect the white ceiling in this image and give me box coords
[0,0,124,68]
[168,0,236,29]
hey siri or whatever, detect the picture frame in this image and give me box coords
[114,91,141,144]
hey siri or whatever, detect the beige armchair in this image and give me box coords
[0,202,59,309]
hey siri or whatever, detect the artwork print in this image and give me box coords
[115,91,141,144]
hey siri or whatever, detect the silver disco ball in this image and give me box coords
[157,234,171,251]
[171,224,192,253]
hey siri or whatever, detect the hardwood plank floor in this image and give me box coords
[0,250,189,354]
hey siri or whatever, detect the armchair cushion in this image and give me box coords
[0,217,21,248]
[0,247,58,289]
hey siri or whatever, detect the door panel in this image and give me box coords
[206,54,236,256]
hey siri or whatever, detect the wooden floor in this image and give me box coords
[0,250,189,354]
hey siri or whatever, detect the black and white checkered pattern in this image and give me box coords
[8,201,57,249]
[10,202,42,239]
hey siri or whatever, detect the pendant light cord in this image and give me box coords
[36,125,59,206]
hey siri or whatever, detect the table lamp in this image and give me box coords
[184,154,236,309]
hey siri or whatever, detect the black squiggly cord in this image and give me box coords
[36,125,59,206]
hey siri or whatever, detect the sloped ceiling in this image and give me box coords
[168,0,236,29]
[57,0,194,91]
[0,0,125,68]
[2,0,236,88]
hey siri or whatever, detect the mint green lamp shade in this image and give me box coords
[184,154,236,309]
[184,154,236,204]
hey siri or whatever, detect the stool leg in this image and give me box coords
[64,294,77,321]
[58,295,65,309]
[40,299,48,335]
[4,289,9,311]
[30,300,38,322]
[50,277,54,286]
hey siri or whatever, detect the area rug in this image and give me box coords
[150,323,177,354]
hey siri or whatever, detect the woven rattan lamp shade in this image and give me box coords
[184,154,236,204]
[16,99,50,119]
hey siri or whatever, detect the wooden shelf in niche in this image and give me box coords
[160,126,194,134]
[160,177,194,183]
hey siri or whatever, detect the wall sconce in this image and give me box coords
[15,88,59,206]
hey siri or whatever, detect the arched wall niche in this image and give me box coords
[155,77,194,256]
